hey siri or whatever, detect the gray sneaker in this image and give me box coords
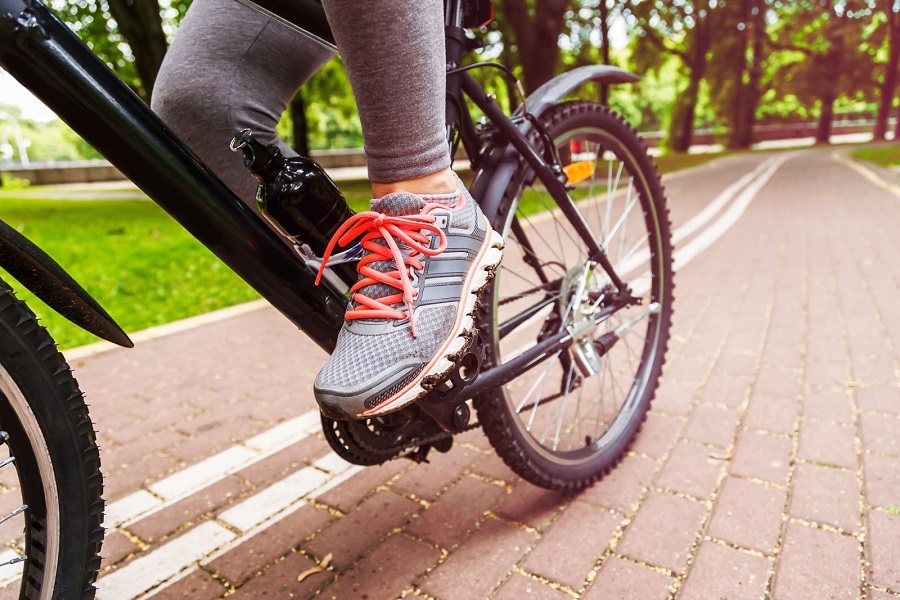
[313,182,503,420]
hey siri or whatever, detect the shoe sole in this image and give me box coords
[354,224,504,418]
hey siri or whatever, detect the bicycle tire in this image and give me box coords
[475,101,673,492]
[0,280,104,598]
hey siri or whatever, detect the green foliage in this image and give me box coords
[13,0,900,163]
[49,0,189,98]
[0,103,100,162]
[0,175,30,190]
[852,143,900,166]
[277,59,363,150]
[50,0,142,94]
[768,1,877,106]
[0,196,258,348]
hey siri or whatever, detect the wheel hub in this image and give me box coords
[559,261,606,378]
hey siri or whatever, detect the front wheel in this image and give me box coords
[0,281,104,598]
[475,101,674,492]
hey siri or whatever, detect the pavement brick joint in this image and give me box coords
[13,149,899,599]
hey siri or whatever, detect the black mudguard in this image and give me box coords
[472,65,641,226]
[0,219,133,348]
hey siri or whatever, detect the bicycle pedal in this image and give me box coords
[417,332,485,432]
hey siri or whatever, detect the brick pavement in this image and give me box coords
[14,147,900,599]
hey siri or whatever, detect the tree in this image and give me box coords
[704,0,767,149]
[51,0,187,102]
[105,0,168,101]
[769,1,876,144]
[872,0,900,139]
[562,1,624,104]
[499,0,573,92]
[628,0,720,152]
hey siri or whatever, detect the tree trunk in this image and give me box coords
[874,8,900,140]
[599,0,611,105]
[501,0,569,93]
[107,0,168,102]
[736,0,765,148]
[727,0,751,149]
[290,93,309,157]
[894,103,900,140]
[669,73,702,152]
[816,95,835,144]
[667,10,711,153]
[815,42,842,145]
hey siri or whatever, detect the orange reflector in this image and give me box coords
[563,161,595,185]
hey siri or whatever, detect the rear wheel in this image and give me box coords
[0,281,104,598]
[475,101,673,491]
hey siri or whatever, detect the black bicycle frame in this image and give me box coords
[0,0,628,390]
[0,0,347,352]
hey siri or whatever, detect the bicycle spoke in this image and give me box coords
[606,181,639,246]
[479,102,671,492]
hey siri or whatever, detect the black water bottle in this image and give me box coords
[233,130,358,288]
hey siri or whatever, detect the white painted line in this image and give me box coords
[243,410,321,452]
[106,410,320,528]
[672,154,783,245]
[674,151,798,271]
[217,466,330,532]
[310,464,364,499]
[201,465,363,565]
[142,464,365,599]
[97,521,236,600]
[148,446,256,500]
[832,150,900,199]
[104,490,162,529]
[65,299,271,361]
[313,451,354,474]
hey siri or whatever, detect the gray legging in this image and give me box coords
[152,0,450,207]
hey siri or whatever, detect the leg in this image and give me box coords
[151,0,333,206]
[320,0,455,196]
[313,1,504,419]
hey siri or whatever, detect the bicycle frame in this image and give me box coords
[0,0,639,388]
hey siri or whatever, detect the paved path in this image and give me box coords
[16,147,900,599]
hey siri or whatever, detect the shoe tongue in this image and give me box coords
[370,192,427,216]
[353,192,428,319]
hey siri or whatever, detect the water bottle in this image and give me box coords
[232,130,358,288]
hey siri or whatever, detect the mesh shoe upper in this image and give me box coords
[313,179,501,420]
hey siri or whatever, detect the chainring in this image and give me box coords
[321,408,457,466]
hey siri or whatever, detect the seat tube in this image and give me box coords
[444,0,466,145]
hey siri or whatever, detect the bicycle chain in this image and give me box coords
[323,414,480,464]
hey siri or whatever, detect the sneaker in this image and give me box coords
[313,178,503,420]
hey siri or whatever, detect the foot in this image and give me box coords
[313,177,503,420]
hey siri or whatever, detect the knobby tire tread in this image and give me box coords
[475,101,674,492]
[0,282,104,599]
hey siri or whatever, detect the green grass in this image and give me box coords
[0,198,260,349]
[851,144,900,168]
[0,148,728,350]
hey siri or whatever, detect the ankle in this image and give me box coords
[371,168,457,198]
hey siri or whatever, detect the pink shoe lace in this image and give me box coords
[315,211,448,337]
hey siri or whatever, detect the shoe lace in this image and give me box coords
[316,211,447,337]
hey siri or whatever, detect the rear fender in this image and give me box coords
[471,65,641,228]
[0,219,133,348]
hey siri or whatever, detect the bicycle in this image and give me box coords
[0,0,673,597]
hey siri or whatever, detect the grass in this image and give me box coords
[0,147,725,350]
[851,143,900,168]
[0,198,260,349]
